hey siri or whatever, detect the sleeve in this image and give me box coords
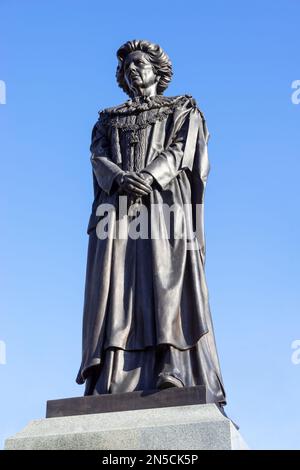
[90,120,125,194]
[191,109,210,202]
[190,110,210,263]
[142,105,201,190]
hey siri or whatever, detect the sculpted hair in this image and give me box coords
[116,39,173,98]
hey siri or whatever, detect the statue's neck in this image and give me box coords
[132,83,157,99]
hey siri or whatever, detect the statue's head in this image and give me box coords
[116,40,173,99]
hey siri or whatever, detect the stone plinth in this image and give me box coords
[5,403,248,450]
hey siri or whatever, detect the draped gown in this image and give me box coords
[76,94,226,404]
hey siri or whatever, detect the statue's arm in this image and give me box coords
[90,121,125,194]
[141,107,201,189]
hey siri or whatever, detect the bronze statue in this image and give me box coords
[76,39,226,406]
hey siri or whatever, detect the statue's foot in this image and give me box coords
[156,372,184,390]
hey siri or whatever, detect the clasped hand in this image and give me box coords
[116,171,154,196]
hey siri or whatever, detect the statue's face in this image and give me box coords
[124,51,158,95]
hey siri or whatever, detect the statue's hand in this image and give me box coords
[139,171,154,187]
[116,172,152,196]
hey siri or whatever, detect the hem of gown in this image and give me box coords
[76,335,213,385]
[84,344,226,406]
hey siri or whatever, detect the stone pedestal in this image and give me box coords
[5,403,248,450]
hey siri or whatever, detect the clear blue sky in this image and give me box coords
[1,0,299,450]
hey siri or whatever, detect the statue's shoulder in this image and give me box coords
[97,101,129,121]
[101,101,129,114]
[168,95,205,116]
[169,95,206,121]
[168,94,197,108]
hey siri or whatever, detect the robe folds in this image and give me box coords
[76,94,226,404]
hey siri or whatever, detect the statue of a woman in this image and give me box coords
[76,39,226,406]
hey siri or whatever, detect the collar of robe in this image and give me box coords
[100,94,196,118]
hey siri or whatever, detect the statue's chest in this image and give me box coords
[106,107,173,172]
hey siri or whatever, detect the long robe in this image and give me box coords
[76,94,226,404]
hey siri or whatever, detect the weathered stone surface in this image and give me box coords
[5,404,248,450]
